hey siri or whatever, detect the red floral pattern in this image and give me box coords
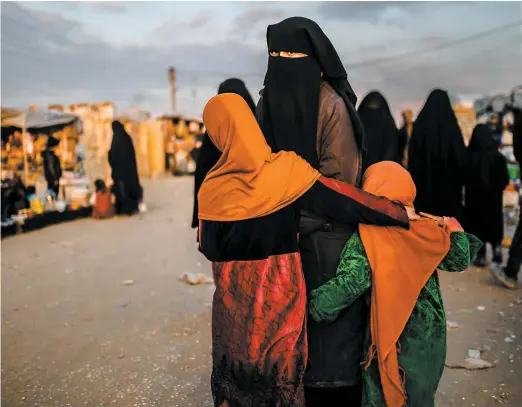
[211,252,307,407]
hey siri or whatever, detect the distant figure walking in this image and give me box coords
[398,109,413,168]
[408,89,467,222]
[490,110,522,289]
[464,124,509,267]
[108,121,143,216]
[357,91,400,172]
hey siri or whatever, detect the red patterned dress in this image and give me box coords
[199,178,409,407]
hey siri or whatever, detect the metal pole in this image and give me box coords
[21,126,29,185]
[168,67,176,115]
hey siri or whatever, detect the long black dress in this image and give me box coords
[256,16,369,406]
[191,78,256,228]
[357,91,400,172]
[464,124,509,246]
[408,89,467,221]
[108,121,143,216]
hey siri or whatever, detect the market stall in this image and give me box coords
[157,114,203,175]
[1,107,79,185]
[1,106,93,239]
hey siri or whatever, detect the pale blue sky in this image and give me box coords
[1,1,521,118]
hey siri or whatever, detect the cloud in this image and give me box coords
[188,11,213,29]
[1,1,520,119]
[230,7,285,35]
[1,2,266,114]
[319,1,431,23]
[90,1,128,14]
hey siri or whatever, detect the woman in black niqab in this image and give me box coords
[464,124,509,266]
[408,88,467,221]
[108,120,143,216]
[357,91,400,172]
[191,78,256,229]
[259,16,366,170]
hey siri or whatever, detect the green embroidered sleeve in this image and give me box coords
[438,232,483,272]
[308,232,370,324]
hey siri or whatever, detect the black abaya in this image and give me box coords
[191,78,256,228]
[257,16,368,401]
[408,88,467,221]
[258,17,366,170]
[108,121,143,216]
[464,124,509,245]
[357,91,400,172]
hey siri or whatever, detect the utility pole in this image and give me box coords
[168,66,176,114]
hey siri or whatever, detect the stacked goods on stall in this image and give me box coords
[156,115,203,175]
[1,106,94,237]
[453,103,477,146]
[1,106,79,186]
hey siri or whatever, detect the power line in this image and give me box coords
[344,20,521,69]
[2,19,520,84]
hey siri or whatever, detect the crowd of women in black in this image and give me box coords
[193,77,521,291]
[190,16,521,407]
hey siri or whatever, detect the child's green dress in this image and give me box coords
[308,231,482,407]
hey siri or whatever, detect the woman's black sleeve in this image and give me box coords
[300,177,410,228]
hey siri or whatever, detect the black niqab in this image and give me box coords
[109,121,143,215]
[357,91,399,172]
[408,88,467,220]
[218,78,256,113]
[259,17,366,170]
[191,78,256,228]
[464,124,509,243]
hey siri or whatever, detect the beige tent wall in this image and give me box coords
[79,103,114,189]
[137,121,150,177]
[147,120,165,178]
[454,104,477,146]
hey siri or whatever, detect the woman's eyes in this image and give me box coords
[269,51,279,57]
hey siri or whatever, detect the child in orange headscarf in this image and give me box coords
[308,161,482,407]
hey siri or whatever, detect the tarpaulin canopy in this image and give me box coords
[1,107,77,130]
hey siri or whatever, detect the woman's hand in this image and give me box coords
[420,212,464,233]
[406,206,420,221]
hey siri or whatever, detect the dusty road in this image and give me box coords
[1,177,521,407]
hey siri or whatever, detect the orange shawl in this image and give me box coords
[359,162,451,407]
[198,93,320,221]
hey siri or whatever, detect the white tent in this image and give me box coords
[1,107,78,183]
[2,109,77,130]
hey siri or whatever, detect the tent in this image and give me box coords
[1,107,78,183]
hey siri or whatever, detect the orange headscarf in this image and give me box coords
[198,93,320,221]
[359,162,451,407]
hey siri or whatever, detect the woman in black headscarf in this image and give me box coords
[357,91,400,172]
[256,16,368,407]
[41,136,62,197]
[464,124,509,267]
[408,88,467,222]
[108,121,143,216]
[191,78,256,229]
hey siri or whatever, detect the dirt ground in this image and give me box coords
[1,177,521,407]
